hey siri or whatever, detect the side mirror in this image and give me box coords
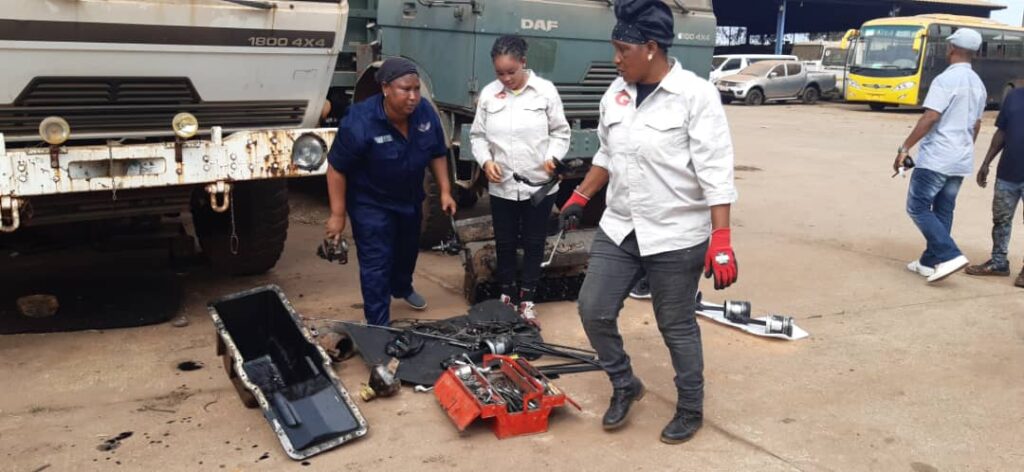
[769,72,779,79]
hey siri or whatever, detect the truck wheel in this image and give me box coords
[192,179,289,276]
[420,173,451,249]
[869,103,887,111]
[802,86,820,104]
[745,89,764,106]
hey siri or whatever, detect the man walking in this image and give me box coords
[966,87,1024,287]
[896,28,987,283]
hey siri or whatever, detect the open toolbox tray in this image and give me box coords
[209,285,367,460]
[434,354,580,439]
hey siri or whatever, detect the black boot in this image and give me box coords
[660,410,703,444]
[602,378,645,430]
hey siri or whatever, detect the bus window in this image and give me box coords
[850,25,924,76]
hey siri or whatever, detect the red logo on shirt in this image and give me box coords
[615,90,631,106]
[496,91,508,99]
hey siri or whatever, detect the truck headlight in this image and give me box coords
[292,133,327,171]
[39,116,71,145]
[172,112,199,139]
[892,81,916,91]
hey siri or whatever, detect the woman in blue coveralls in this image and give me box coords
[325,58,457,326]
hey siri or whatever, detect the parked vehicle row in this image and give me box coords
[716,60,837,106]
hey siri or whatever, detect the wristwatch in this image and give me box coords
[897,144,908,154]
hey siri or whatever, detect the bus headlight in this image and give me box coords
[39,116,71,145]
[292,133,327,171]
[892,81,916,91]
[847,79,860,90]
[172,112,199,139]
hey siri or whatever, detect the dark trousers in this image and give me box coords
[490,194,556,299]
[349,201,420,326]
[578,229,707,413]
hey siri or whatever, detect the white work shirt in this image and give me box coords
[594,60,738,256]
[470,71,571,200]
[917,62,987,177]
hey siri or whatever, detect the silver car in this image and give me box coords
[717,60,836,106]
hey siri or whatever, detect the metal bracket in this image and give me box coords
[0,196,23,232]
[205,181,233,213]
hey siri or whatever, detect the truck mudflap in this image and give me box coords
[456,215,595,304]
[0,127,335,230]
[209,285,367,461]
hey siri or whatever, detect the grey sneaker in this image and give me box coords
[629,277,651,300]
[400,291,427,310]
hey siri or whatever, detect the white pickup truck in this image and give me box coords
[717,60,837,106]
[1,0,348,275]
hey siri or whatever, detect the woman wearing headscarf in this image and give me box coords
[469,35,571,326]
[560,0,738,444]
[325,58,457,326]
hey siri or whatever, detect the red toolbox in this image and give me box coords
[433,355,580,439]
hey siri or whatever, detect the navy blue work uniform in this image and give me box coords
[327,94,448,325]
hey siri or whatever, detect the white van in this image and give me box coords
[709,54,799,83]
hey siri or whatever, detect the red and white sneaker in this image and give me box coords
[518,301,540,328]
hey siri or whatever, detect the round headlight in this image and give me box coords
[172,112,199,139]
[292,133,327,171]
[39,116,71,145]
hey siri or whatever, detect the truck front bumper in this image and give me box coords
[0,127,336,231]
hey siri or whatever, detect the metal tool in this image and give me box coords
[892,155,916,179]
[317,236,349,264]
[432,215,463,255]
[540,229,565,268]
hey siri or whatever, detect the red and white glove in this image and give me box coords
[559,189,589,230]
[704,228,738,290]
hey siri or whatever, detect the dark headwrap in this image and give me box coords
[375,57,419,84]
[612,0,675,50]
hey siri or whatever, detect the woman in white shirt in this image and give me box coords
[469,35,571,325]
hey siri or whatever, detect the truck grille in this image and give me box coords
[556,63,617,120]
[2,77,307,142]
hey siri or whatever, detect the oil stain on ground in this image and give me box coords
[96,432,133,452]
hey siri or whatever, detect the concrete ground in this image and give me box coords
[1,102,1022,472]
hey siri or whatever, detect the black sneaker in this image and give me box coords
[629,277,651,300]
[660,410,703,444]
[602,378,645,430]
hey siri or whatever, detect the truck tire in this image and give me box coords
[745,89,765,106]
[420,173,451,249]
[193,179,289,276]
[802,86,820,104]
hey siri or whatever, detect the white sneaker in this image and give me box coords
[927,255,969,283]
[906,260,935,277]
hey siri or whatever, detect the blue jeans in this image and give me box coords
[991,179,1024,269]
[907,168,964,268]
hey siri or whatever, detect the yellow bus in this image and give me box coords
[845,14,1024,111]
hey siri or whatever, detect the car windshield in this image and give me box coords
[850,25,923,75]
[822,48,848,67]
[712,57,727,68]
[738,62,777,76]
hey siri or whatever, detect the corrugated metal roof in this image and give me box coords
[716,0,1006,34]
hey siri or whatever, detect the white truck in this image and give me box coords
[1,0,348,275]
